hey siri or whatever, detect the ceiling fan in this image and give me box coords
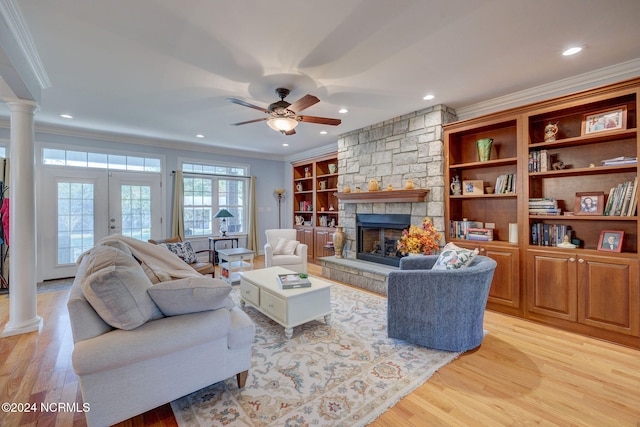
[226,88,341,135]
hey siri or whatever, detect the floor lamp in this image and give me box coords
[274,188,285,228]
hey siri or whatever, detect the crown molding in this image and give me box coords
[284,142,338,163]
[456,58,640,121]
[0,0,51,89]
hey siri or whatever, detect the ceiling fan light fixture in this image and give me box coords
[267,117,298,133]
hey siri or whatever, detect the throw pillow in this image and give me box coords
[147,277,232,316]
[81,246,163,330]
[273,237,299,255]
[161,241,198,264]
[432,242,479,270]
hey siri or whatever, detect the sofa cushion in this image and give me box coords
[432,242,479,270]
[148,277,232,316]
[273,237,299,255]
[160,241,198,264]
[81,246,163,330]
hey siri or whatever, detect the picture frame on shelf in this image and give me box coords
[582,107,627,135]
[597,230,624,253]
[462,179,484,195]
[574,191,604,215]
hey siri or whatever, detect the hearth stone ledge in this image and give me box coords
[320,256,397,296]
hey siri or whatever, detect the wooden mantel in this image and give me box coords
[334,188,429,203]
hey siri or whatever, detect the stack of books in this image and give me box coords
[278,273,312,289]
[466,228,493,241]
[601,156,637,166]
[529,198,561,215]
[531,223,573,246]
[495,174,516,193]
[604,178,638,216]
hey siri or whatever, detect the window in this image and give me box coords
[43,148,161,171]
[182,162,248,236]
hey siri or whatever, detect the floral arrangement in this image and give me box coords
[397,217,442,255]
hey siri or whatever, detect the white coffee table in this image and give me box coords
[239,266,332,339]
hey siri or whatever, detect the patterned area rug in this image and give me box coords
[171,282,458,427]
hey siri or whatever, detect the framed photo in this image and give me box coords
[598,230,623,253]
[582,107,627,135]
[462,179,484,195]
[574,191,604,215]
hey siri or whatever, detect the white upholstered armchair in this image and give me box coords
[264,229,308,273]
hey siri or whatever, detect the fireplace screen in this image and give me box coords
[356,214,410,267]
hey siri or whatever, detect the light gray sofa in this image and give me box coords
[387,255,497,352]
[68,241,255,427]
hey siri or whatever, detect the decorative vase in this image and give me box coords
[476,138,493,162]
[368,179,379,191]
[328,163,337,174]
[333,226,345,259]
[450,176,462,195]
[343,186,351,193]
[404,178,415,190]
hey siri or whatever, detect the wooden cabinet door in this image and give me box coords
[577,254,639,336]
[314,228,334,260]
[296,227,314,260]
[526,250,577,322]
[455,242,520,310]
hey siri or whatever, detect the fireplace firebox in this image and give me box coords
[356,214,411,267]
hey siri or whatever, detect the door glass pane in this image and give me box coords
[120,184,151,241]
[57,182,94,265]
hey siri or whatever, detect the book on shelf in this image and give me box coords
[278,273,312,289]
[495,174,516,194]
[529,197,560,215]
[466,228,493,241]
[601,156,638,166]
[531,223,573,247]
[604,178,638,216]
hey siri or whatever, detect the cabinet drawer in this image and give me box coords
[260,290,286,323]
[240,280,260,306]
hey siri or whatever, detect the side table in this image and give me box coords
[217,247,254,285]
[208,236,240,265]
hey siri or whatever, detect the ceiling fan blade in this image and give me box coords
[287,94,320,113]
[226,97,270,113]
[230,117,269,126]
[284,129,296,136]
[299,115,342,126]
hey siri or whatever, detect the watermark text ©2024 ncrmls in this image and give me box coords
[2,402,90,413]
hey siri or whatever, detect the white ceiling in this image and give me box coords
[2,0,640,159]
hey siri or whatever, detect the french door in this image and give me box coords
[38,168,162,281]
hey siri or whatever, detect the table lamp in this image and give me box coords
[214,208,234,236]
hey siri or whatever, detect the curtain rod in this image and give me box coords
[171,171,251,179]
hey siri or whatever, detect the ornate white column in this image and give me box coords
[1,99,42,337]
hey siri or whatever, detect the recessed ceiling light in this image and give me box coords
[196,134,204,138]
[320,131,328,135]
[60,114,73,119]
[282,143,289,147]
[423,94,435,101]
[563,46,582,56]
[338,108,348,114]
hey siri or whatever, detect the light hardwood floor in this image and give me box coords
[1,257,639,426]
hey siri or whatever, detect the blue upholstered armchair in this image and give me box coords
[387,255,497,352]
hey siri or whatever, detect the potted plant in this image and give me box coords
[397,217,442,255]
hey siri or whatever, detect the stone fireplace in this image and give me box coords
[321,104,458,294]
[336,104,457,260]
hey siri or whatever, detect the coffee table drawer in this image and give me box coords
[240,280,260,306]
[260,290,286,323]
